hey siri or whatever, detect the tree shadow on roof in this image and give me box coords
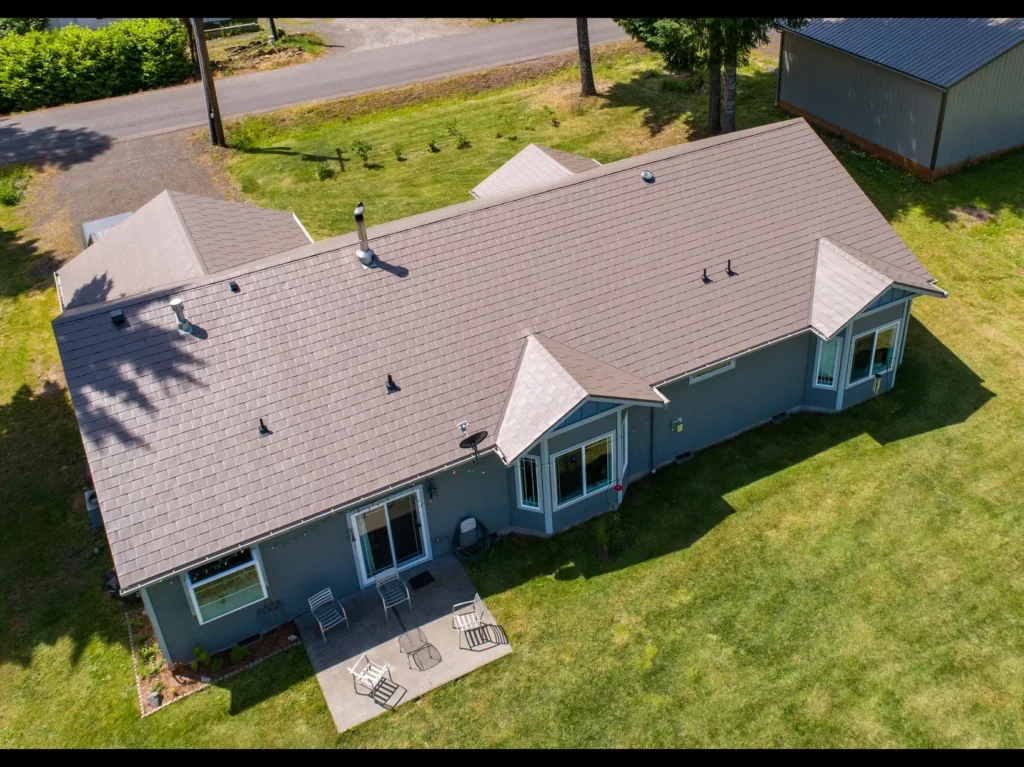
[835,138,1024,226]
[599,66,786,140]
[0,121,113,169]
[467,316,993,594]
[0,381,135,669]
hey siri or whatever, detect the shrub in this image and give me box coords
[128,614,146,630]
[0,18,49,38]
[350,138,374,166]
[392,143,405,161]
[151,679,165,693]
[0,18,191,114]
[427,136,440,153]
[0,164,29,206]
[189,645,212,671]
[543,105,559,127]
[209,657,224,674]
[316,161,335,181]
[142,658,163,678]
[230,644,251,664]
[138,642,161,663]
[446,120,471,149]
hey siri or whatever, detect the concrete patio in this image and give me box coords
[295,554,513,733]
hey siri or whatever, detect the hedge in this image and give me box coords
[0,18,191,114]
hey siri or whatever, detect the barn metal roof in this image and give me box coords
[786,18,1024,88]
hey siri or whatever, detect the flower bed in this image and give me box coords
[125,606,301,716]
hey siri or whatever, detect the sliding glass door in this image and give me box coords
[350,488,431,585]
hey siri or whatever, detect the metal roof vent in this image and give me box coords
[641,170,655,183]
[109,309,126,326]
[169,298,193,333]
[354,202,377,268]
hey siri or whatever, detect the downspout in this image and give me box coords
[928,87,949,174]
[649,406,656,474]
[775,31,785,106]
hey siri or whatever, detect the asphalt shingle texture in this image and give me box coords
[470,143,600,198]
[53,118,939,590]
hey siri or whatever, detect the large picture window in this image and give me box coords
[848,321,899,388]
[552,433,614,508]
[814,335,844,389]
[517,455,540,510]
[185,548,268,625]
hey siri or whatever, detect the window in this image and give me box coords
[814,335,844,389]
[620,410,629,475]
[689,358,735,384]
[185,548,267,625]
[848,321,899,387]
[552,433,614,508]
[517,455,540,510]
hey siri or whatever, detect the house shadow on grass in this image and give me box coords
[468,316,994,592]
[0,382,134,668]
[222,644,312,715]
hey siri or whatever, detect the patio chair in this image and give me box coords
[375,567,411,621]
[452,593,487,648]
[347,654,391,697]
[308,588,348,643]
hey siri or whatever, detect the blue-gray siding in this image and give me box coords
[652,334,810,469]
[802,336,839,411]
[935,42,1024,169]
[779,32,943,167]
[842,303,907,410]
[548,412,619,534]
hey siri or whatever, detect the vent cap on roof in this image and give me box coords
[354,202,376,268]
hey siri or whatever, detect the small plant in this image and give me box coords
[569,98,585,116]
[229,115,275,150]
[350,138,374,167]
[138,642,161,663]
[142,658,163,678]
[392,143,405,161]
[127,614,146,630]
[189,645,212,672]
[230,644,251,664]
[455,132,471,149]
[445,119,460,138]
[315,161,335,181]
[543,105,560,127]
[427,136,440,153]
[151,680,165,693]
[209,657,224,674]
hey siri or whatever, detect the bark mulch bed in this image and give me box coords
[125,605,302,717]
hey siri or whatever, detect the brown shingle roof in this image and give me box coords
[52,118,943,591]
[55,191,312,310]
[496,334,664,463]
[469,143,600,198]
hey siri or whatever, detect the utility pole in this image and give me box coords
[190,18,226,147]
[268,18,279,44]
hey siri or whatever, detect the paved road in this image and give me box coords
[0,19,627,165]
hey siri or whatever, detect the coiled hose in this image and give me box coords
[453,517,491,560]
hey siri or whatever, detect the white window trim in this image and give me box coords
[516,454,542,513]
[846,320,901,389]
[813,335,845,390]
[184,547,268,626]
[551,430,616,511]
[347,485,432,588]
[689,359,736,384]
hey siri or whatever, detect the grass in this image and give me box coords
[2,50,1023,747]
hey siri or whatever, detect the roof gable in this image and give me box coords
[470,143,600,198]
[787,18,1024,88]
[55,191,311,310]
[496,334,663,463]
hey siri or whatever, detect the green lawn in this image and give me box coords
[1,51,1023,747]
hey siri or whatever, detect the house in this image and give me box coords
[778,18,1024,179]
[469,143,600,198]
[52,118,946,664]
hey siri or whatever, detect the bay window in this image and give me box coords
[553,432,614,508]
[185,547,268,625]
[848,321,899,387]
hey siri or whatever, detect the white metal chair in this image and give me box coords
[308,587,347,643]
[375,567,411,621]
[347,654,391,696]
[452,593,487,646]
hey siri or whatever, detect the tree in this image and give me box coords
[576,18,597,97]
[0,18,48,38]
[180,18,200,80]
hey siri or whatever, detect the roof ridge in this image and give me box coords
[163,189,208,276]
[55,119,811,324]
[818,237,892,284]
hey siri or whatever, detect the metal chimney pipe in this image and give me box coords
[170,298,193,333]
[354,202,376,267]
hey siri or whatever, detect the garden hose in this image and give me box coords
[453,516,490,560]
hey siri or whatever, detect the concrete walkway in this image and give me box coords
[296,555,512,733]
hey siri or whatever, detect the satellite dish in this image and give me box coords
[459,430,488,465]
[459,430,488,450]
